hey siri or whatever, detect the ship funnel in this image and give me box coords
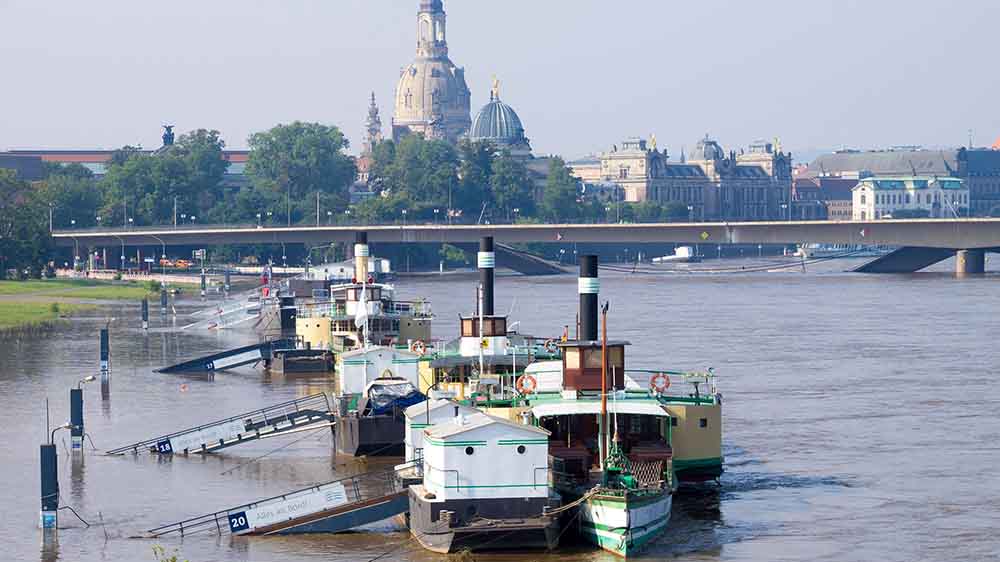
[478,236,495,316]
[579,255,599,342]
[354,232,369,283]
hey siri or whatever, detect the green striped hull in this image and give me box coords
[673,457,724,482]
[578,492,672,557]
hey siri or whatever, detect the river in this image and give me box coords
[2,257,998,562]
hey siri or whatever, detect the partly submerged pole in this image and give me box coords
[40,442,58,528]
[141,298,149,331]
[99,327,110,376]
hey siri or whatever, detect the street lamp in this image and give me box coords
[327,210,333,225]
[190,216,196,225]
[401,209,407,227]
[433,208,440,224]
[256,213,262,228]
[512,208,520,224]
[77,375,96,389]
[687,205,694,222]
[781,203,789,222]
[345,209,352,225]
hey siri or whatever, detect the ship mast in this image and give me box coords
[600,300,609,476]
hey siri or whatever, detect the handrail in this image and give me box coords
[107,393,330,455]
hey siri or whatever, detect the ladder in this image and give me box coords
[106,393,333,456]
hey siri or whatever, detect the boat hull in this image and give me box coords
[578,491,672,557]
[335,415,404,457]
[408,487,560,553]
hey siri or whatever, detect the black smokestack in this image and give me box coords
[579,255,598,341]
[355,232,368,245]
[479,236,495,316]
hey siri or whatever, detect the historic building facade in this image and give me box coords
[569,136,792,221]
[852,176,968,220]
[391,0,471,144]
[468,79,532,159]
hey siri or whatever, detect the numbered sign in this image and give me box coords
[228,511,250,533]
[155,439,173,454]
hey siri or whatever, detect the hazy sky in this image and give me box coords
[2,0,998,161]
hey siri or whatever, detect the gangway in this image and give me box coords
[106,393,334,456]
[156,337,295,374]
[143,464,415,538]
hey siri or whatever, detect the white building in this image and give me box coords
[403,399,479,462]
[852,176,968,220]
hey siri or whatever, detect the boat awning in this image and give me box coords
[430,355,517,369]
[531,400,670,418]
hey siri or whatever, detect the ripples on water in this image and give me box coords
[2,259,999,562]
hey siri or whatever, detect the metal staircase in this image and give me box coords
[106,393,333,456]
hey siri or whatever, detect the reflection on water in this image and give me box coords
[1,261,998,562]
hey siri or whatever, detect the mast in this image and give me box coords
[600,300,609,475]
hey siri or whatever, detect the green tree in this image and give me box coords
[489,152,534,220]
[541,157,581,222]
[0,170,52,275]
[246,122,356,224]
[38,164,101,228]
[455,140,494,214]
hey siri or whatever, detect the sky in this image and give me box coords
[1,0,998,162]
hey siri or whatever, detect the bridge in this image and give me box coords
[52,219,1000,274]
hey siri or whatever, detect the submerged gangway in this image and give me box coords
[106,393,334,456]
[143,464,414,538]
[156,337,294,374]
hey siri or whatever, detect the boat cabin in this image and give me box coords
[403,399,480,462]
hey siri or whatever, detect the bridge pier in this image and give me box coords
[955,250,985,275]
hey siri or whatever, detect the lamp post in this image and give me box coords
[781,203,789,222]
[345,209,352,225]
[512,208,520,224]
[687,205,694,222]
[256,213,262,228]
[70,375,96,451]
[327,210,333,225]
[433,208,440,224]
[401,208,408,227]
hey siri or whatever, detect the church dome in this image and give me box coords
[691,135,725,161]
[470,96,527,146]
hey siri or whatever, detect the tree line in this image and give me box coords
[2,121,690,275]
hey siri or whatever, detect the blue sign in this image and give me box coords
[228,511,250,533]
[155,440,173,454]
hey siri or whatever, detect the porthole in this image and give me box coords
[699,418,708,428]
[465,446,475,455]
[516,445,526,455]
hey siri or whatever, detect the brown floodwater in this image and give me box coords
[2,256,999,562]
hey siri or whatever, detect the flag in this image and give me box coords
[354,284,369,329]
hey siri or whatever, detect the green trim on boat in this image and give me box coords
[497,439,549,445]
[673,457,723,470]
[425,438,487,447]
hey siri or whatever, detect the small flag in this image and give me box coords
[556,233,564,241]
[859,228,869,238]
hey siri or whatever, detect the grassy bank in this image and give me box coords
[0,302,95,332]
[0,279,197,300]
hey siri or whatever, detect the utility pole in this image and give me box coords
[316,191,320,227]
[173,196,177,228]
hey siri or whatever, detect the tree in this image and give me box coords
[38,164,101,228]
[0,170,52,275]
[246,122,356,224]
[541,157,581,222]
[456,140,494,214]
[489,152,534,220]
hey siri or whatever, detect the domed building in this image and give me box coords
[469,80,532,158]
[392,0,471,144]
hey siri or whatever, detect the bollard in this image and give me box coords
[160,289,168,315]
[40,443,58,528]
[141,298,149,330]
[70,389,83,451]
[99,328,110,376]
[200,270,207,298]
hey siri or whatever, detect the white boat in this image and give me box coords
[794,243,893,259]
[652,246,702,264]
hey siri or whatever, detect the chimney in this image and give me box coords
[354,232,369,283]
[478,236,495,316]
[579,255,599,341]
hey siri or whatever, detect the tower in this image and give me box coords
[363,92,383,155]
[392,0,471,143]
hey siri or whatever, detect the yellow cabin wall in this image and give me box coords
[296,318,332,350]
[665,403,722,461]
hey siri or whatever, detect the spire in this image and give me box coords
[364,92,383,155]
[491,76,500,101]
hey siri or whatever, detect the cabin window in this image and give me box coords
[465,446,475,455]
[517,445,526,455]
[461,318,474,337]
[608,346,625,371]
[583,349,603,369]
[699,418,708,428]
[564,349,581,369]
[670,417,678,427]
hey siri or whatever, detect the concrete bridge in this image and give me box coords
[52,219,1000,274]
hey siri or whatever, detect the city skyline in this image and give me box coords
[1,0,998,160]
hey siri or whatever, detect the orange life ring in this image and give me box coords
[650,373,671,393]
[543,339,557,353]
[411,340,427,356]
[516,374,538,395]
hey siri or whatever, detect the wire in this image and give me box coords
[219,426,330,476]
[58,504,92,528]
